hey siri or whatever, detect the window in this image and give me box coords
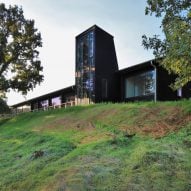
[76,31,95,103]
[33,102,38,110]
[125,70,155,98]
[89,32,94,57]
[177,88,182,97]
[40,100,49,108]
[52,96,62,106]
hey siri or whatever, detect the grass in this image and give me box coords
[0,100,191,190]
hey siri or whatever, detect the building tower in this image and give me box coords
[75,25,119,104]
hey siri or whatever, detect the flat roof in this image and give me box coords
[117,59,158,74]
[11,85,75,107]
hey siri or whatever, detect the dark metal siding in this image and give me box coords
[182,82,191,98]
[156,66,178,101]
[94,27,119,102]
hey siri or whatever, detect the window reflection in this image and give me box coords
[40,100,49,108]
[52,96,61,106]
[76,31,95,103]
[125,70,155,98]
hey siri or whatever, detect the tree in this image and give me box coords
[0,98,10,114]
[142,0,191,90]
[0,3,43,96]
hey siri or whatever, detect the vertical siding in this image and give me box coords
[156,66,178,101]
[94,27,119,102]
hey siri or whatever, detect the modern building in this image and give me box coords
[12,86,75,113]
[75,25,119,104]
[12,25,191,112]
[118,59,191,102]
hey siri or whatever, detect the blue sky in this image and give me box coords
[2,0,162,105]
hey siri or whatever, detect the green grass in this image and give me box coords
[0,101,191,190]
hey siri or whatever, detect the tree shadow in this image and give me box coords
[0,118,11,127]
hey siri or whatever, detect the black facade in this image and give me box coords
[118,61,156,102]
[11,25,191,111]
[118,60,191,102]
[75,28,95,104]
[75,25,119,104]
[12,86,75,112]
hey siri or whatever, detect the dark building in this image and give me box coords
[118,59,191,102]
[12,86,75,113]
[75,25,119,104]
[11,25,191,112]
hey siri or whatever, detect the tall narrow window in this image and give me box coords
[177,88,182,97]
[76,31,95,104]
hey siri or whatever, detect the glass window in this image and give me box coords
[33,102,38,110]
[177,88,182,97]
[89,32,94,57]
[52,96,62,106]
[125,76,135,98]
[125,70,155,98]
[40,100,49,108]
[76,31,95,103]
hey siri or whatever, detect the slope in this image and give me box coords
[0,101,191,191]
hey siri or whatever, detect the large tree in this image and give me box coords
[142,0,191,89]
[0,3,43,96]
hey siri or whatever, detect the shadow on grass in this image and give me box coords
[0,118,11,127]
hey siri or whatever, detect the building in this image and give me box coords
[118,59,191,102]
[11,25,191,112]
[75,25,119,104]
[12,86,75,113]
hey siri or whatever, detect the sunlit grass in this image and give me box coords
[0,100,191,190]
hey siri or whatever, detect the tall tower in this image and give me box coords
[75,25,119,104]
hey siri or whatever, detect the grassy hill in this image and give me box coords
[0,101,191,191]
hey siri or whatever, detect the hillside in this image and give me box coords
[0,101,191,191]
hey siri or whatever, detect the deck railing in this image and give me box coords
[11,101,76,115]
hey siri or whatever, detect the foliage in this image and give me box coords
[142,0,191,89]
[0,3,43,95]
[0,101,191,190]
[0,97,10,114]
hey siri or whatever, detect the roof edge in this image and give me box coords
[75,25,114,39]
[11,85,76,107]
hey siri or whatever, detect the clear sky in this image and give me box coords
[2,0,162,105]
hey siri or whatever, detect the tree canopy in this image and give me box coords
[0,3,43,96]
[142,0,191,89]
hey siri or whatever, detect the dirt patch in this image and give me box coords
[80,133,112,145]
[119,106,191,138]
[37,105,191,139]
[39,117,96,132]
[94,109,119,121]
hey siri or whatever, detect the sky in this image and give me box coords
[2,0,162,105]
